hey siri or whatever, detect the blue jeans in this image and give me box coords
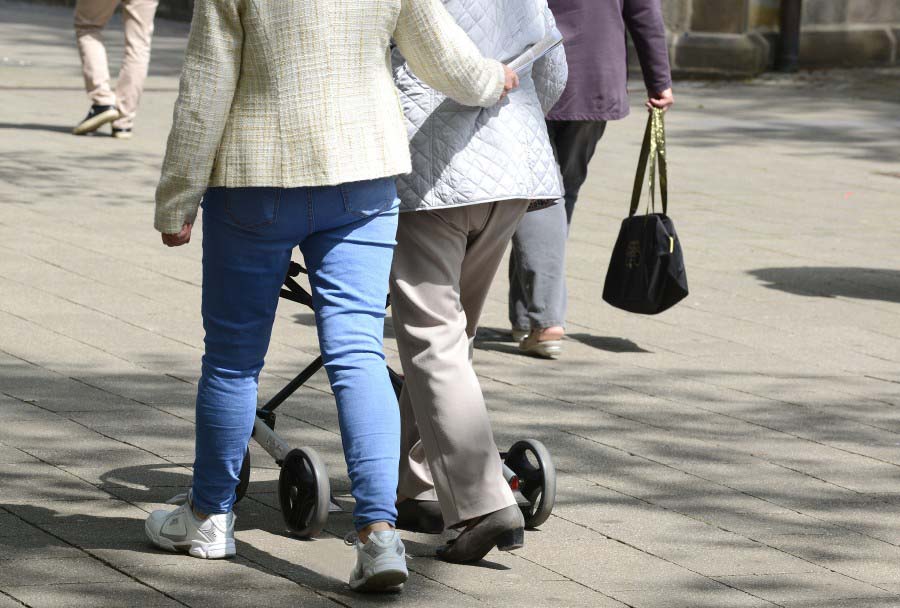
[192,178,401,530]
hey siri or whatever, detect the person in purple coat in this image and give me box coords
[508,0,675,358]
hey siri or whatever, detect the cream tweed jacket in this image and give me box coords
[154,0,506,233]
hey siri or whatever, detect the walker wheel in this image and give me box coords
[505,439,556,529]
[234,446,250,505]
[278,447,330,538]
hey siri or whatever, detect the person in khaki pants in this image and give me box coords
[72,0,159,139]
[389,0,567,564]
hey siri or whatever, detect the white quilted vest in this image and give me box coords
[392,0,568,212]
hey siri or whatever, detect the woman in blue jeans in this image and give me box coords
[143,0,517,592]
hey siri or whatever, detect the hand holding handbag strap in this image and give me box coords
[628,108,668,217]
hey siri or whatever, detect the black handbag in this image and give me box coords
[602,108,688,315]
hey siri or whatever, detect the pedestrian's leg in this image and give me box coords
[145,187,301,560]
[507,122,560,332]
[507,241,530,334]
[509,202,568,332]
[508,120,607,345]
[557,121,607,225]
[301,186,401,532]
[114,0,159,130]
[460,201,530,340]
[192,188,298,515]
[74,0,118,107]
[394,384,445,534]
[390,206,517,528]
[397,387,437,502]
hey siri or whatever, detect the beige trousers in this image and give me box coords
[74,0,159,129]
[390,200,530,528]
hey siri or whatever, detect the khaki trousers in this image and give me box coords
[390,200,529,528]
[75,0,159,129]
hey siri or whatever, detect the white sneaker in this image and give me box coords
[145,491,236,559]
[346,529,408,592]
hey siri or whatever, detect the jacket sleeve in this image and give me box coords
[623,0,672,96]
[532,5,568,116]
[393,0,506,108]
[154,0,243,234]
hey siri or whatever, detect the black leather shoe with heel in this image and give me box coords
[436,505,525,563]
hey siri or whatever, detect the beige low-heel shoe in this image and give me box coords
[518,331,563,359]
[511,328,530,343]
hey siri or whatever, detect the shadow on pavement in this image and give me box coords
[476,327,651,355]
[3,353,900,603]
[0,497,403,606]
[566,334,651,354]
[473,327,521,356]
[749,266,900,304]
[0,122,73,134]
[671,75,900,163]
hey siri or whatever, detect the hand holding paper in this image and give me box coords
[508,31,564,74]
[500,65,520,100]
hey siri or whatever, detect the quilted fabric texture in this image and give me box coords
[154,0,507,234]
[393,0,568,213]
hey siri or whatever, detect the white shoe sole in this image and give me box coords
[350,567,408,592]
[72,108,120,135]
[519,339,562,359]
[144,520,236,559]
[112,131,133,140]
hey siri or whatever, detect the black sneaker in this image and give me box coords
[72,105,120,135]
[111,127,133,140]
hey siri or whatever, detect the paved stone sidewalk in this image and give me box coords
[1,2,900,607]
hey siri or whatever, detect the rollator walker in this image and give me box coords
[235,261,557,538]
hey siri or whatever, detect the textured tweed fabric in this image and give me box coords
[154,0,506,233]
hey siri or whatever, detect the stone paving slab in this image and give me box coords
[0,556,131,587]
[715,572,897,605]
[0,528,85,562]
[4,583,184,608]
[2,1,900,606]
[0,595,25,608]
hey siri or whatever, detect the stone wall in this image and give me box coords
[799,0,900,67]
[658,0,900,77]
[21,0,900,77]
[156,0,192,21]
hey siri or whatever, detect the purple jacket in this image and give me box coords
[546,0,672,122]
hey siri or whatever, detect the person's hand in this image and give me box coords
[161,222,193,247]
[499,65,519,101]
[647,88,674,112]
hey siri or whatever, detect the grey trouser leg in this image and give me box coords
[508,120,607,331]
[391,200,529,527]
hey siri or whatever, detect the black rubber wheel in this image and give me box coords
[234,446,250,505]
[278,447,330,538]
[505,439,556,529]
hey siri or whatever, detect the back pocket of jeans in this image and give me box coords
[224,188,280,229]
[340,178,398,218]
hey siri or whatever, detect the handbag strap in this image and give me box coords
[629,108,668,216]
